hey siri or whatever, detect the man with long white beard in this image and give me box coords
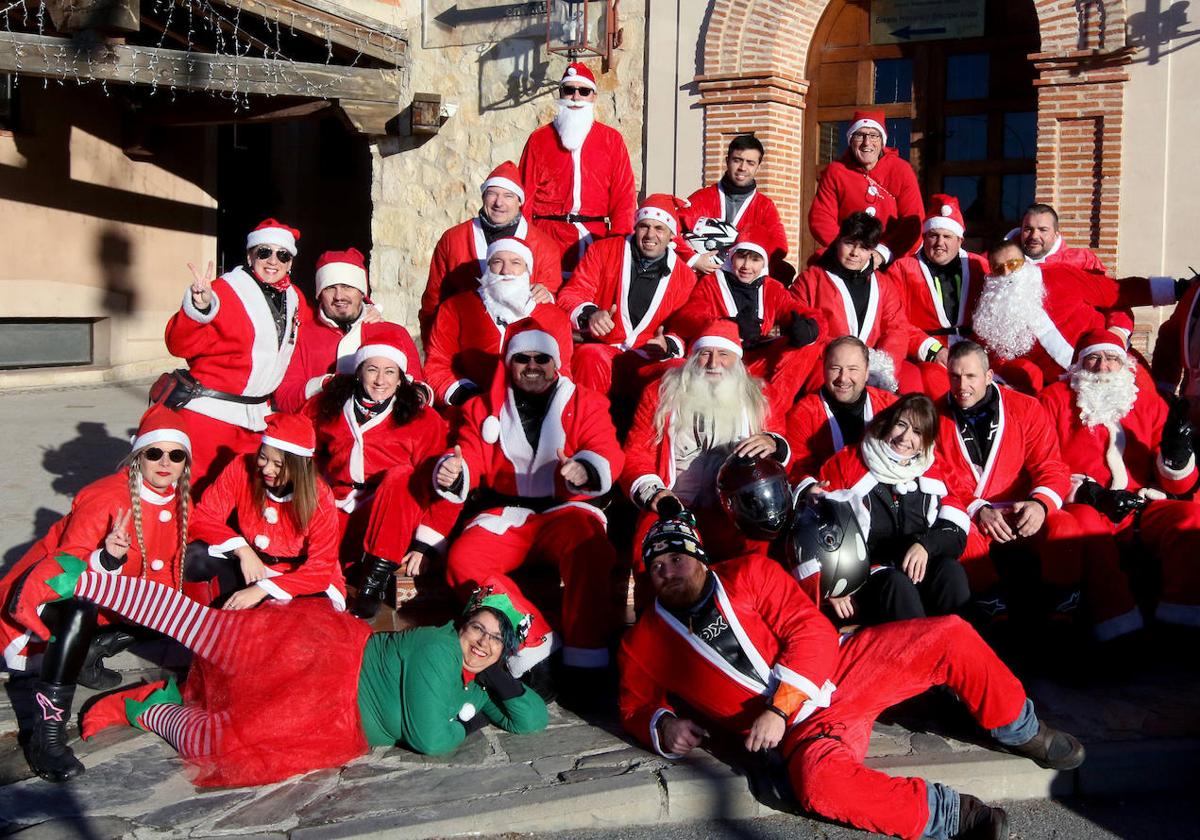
[425,238,573,408]
[1039,330,1200,633]
[519,63,636,277]
[971,239,1134,394]
[421,162,563,344]
[622,319,790,565]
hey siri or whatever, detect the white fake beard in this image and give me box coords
[553,100,595,151]
[659,356,764,447]
[478,271,533,324]
[971,262,1046,360]
[1070,362,1138,429]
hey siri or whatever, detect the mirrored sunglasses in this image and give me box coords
[254,247,293,263]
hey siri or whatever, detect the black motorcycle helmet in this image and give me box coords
[787,495,869,598]
[717,453,793,540]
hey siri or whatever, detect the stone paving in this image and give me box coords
[1,382,1199,838]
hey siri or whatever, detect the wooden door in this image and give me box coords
[802,0,1039,259]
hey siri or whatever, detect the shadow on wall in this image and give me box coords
[44,421,135,499]
[97,226,137,315]
[478,38,555,114]
[1129,1,1200,64]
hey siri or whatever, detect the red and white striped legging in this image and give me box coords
[74,572,233,757]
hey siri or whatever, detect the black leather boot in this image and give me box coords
[78,628,138,690]
[26,680,84,783]
[350,554,399,619]
[955,793,1008,839]
[1004,720,1086,770]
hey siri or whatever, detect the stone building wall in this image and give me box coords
[355,0,647,346]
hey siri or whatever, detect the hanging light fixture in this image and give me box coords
[546,0,620,65]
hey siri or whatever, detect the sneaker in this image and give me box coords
[955,793,1008,839]
[1004,721,1085,770]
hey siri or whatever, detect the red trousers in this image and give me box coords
[445,503,618,661]
[744,340,824,419]
[570,343,664,402]
[332,466,427,570]
[914,361,951,402]
[961,508,1079,590]
[180,410,261,498]
[783,616,1027,839]
[1069,500,1200,628]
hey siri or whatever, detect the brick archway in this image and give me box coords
[699,1,1132,268]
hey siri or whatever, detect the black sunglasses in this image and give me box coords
[254,247,293,263]
[560,85,593,97]
[143,447,187,463]
[511,352,553,365]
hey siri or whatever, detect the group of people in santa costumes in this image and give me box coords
[7,54,1200,840]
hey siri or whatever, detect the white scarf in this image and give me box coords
[860,435,933,494]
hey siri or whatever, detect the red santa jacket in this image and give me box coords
[808,150,924,262]
[420,217,564,343]
[619,552,840,756]
[274,307,424,413]
[670,271,823,344]
[935,385,1071,516]
[436,375,624,518]
[164,267,309,430]
[519,122,637,240]
[556,236,696,352]
[0,471,187,670]
[189,455,346,609]
[1021,232,1108,275]
[676,183,789,270]
[785,387,897,488]
[424,292,572,407]
[621,377,790,505]
[1152,282,1200,396]
[789,264,911,368]
[306,396,449,510]
[887,250,989,362]
[976,263,1135,383]
[1037,368,1198,497]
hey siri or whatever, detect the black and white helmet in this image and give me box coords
[787,496,869,598]
[684,217,739,256]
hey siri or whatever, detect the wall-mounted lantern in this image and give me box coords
[546,0,621,66]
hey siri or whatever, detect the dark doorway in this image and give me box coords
[216,115,373,296]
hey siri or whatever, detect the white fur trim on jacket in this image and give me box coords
[181,286,220,324]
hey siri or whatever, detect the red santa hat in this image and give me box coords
[690,318,743,358]
[262,413,316,458]
[315,248,369,297]
[131,404,191,455]
[561,62,597,90]
[846,110,887,145]
[502,313,569,368]
[1075,329,1127,363]
[481,161,525,204]
[923,194,965,238]
[635,194,687,236]
[730,227,770,268]
[485,237,535,273]
[245,218,300,256]
[354,322,411,373]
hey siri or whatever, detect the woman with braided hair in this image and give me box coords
[0,405,194,782]
[8,558,548,787]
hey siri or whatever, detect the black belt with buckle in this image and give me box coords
[534,213,609,224]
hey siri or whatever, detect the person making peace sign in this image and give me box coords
[0,406,196,783]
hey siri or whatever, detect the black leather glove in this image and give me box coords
[448,383,481,407]
[1078,481,1145,523]
[786,315,820,348]
[459,713,488,735]
[655,494,685,520]
[475,662,524,701]
[1160,396,1194,469]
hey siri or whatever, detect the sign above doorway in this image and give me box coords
[870,0,984,44]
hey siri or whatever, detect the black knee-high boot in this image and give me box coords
[27,599,95,782]
[350,554,399,619]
